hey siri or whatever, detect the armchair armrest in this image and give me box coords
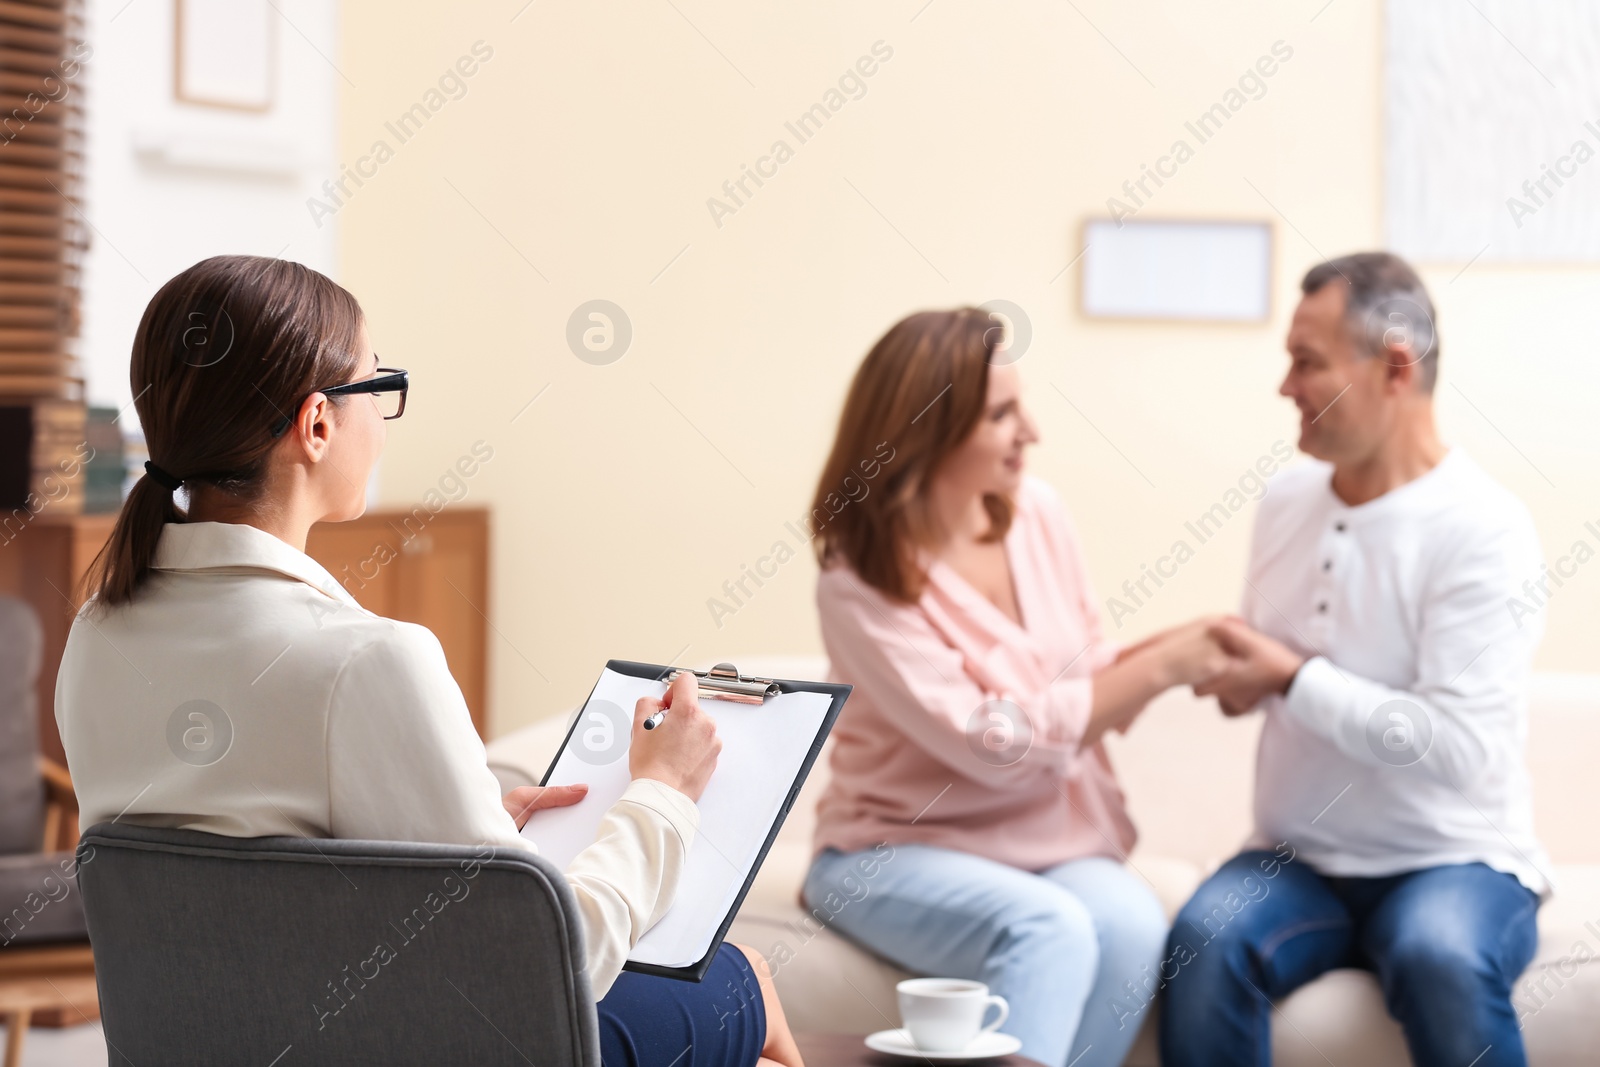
[38,756,78,853]
[39,757,76,809]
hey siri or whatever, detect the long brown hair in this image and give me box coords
[84,255,365,608]
[810,307,1011,602]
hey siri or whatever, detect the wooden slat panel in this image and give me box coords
[0,142,61,169]
[0,210,63,236]
[0,305,57,326]
[0,161,60,190]
[0,1,79,401]
[0,234,59,257]
[0,187,60,210]
[0,371,78,396]
[0,280,68,303]
[0,1,67,29]
[0,354,63,372]
[0,23,62,53]
[0,90,67,121]
[0,327,57,347]
[0,45,63,74]
[0,258,61,281]
[0,69,75,96]
[8,3,73,16]
[0,123,65,154]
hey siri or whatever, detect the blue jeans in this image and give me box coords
[804,844,1168,1067]
[1160,850,1541,1067]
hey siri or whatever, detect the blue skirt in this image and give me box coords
[596,942,767,1067]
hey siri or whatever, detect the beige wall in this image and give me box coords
[338,0,1600,737]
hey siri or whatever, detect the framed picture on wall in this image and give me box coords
[174,0,275,112]
[1078,218,1274,324]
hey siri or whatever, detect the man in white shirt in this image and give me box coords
[1158,253,1549,1067]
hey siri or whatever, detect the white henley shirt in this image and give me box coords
[1242,449,1551,896]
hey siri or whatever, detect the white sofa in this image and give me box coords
[487,659,1600,1065]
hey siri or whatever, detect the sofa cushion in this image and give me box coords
[488,666,1600,1065]
[730,863,1600,1066]
[1517,864,1600,1064]
[0,851,87,947]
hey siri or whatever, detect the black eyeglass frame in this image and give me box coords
[269,367,409,438]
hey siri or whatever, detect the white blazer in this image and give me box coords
[55,520,698,997]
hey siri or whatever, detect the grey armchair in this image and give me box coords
[76,822,601,1067]
[0,594,88,948]
[0,595,99,1067]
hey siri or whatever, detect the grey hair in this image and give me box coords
[1301,252,1439,393]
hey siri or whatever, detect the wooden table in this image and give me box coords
[796,1032,1046,1066]
[2,977,98,1067]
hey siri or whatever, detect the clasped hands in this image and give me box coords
[1131,615,1307,717]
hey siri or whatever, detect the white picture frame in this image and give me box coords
[1079,218,1274,324]
[175,0,275,112]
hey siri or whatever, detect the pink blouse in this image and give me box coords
[812,475,1137,872]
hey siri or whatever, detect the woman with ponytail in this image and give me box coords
[57,256,800,1067]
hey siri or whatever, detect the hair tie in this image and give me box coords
[143,460,184,492]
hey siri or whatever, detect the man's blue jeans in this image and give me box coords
[1160,850,1541,1067]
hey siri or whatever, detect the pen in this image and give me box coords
[644,668,691,729]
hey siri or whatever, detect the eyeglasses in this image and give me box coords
[269,366,409,438]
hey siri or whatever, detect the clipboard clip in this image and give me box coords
[661,662,781,705]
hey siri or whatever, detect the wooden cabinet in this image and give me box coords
[1,508,491,766]
[0,512,116,767]
[306,508,490,736]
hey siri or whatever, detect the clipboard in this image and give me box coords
[522,659,850,982]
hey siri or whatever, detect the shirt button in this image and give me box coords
[1317,602,1329,613]
[1334,521,1347,532]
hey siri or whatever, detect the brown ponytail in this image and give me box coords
[83,255,365,609]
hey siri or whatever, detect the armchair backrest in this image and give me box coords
[76,821,600,1067]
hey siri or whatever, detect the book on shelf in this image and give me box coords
[0,396,88,513]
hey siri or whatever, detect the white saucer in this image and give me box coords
[864,1028,1023,1062]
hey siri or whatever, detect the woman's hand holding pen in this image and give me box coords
[508,672,722,827]
[630,669,722,802]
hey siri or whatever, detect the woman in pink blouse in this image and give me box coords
[803,309,1227,1067]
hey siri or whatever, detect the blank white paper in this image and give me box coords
[521,668,833,970]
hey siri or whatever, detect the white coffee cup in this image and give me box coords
[896,977,1010,1052]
